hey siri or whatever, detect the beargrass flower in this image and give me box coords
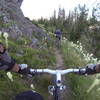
[30,84,35,89]
[3,32,9,39]
[3,32,9,48]
[7,72,13,82]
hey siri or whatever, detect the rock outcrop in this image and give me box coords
[0,0,43,39]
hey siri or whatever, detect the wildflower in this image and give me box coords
[93,58,98,63]
[30,84,35,89]
[7,72,13,82]
[97,88,100,91]
[90,54,93,57]
[3,32,9,39]
[77,41,79,44]
[3,32,9,48]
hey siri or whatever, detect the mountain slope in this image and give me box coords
[0,0,43,39]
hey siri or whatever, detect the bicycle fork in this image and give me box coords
[48,85,66,95]
[48,71,66,96]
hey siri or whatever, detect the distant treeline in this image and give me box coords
[32,4,100,58]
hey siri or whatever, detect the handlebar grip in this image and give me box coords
[76,68,86,75]
[85,64,98,75]
[29,69,41,76]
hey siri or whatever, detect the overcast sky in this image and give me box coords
[21,0,99,20]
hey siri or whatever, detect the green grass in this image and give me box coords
[0,71,30,100]
[0,35,56,100]
[61,39,100,100]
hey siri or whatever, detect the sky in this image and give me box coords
[21,0,99,20]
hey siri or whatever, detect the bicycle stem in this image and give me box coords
[56,71,62,86]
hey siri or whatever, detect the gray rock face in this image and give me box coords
[0,0,43,39]
[18,0,23,7]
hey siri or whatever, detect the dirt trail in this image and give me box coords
[55,48,64,69]
[56,48,72,100]
[48,48,72,100]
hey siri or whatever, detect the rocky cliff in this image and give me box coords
[0,0,42,39]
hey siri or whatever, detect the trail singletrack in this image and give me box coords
[55,48,64,69]
[48,48,72,100]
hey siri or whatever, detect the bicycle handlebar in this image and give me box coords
[29,68,86,86]
[30,68,86,75]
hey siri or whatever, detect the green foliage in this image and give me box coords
[0,71,30,100]
[0,35,56,100]
[61,39,100,100]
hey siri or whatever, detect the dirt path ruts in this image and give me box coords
[55,48,64,69]
[48,48,72,100]
[54,48,72,100]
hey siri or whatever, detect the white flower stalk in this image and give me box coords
[3,32,8,39]
[30,84,35,89]
[97,88,100,91]
[70,41,100,63]
[7,72,13,82]
[3,32,9,48]
[90,54,93,57]
[25,41,27,45]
